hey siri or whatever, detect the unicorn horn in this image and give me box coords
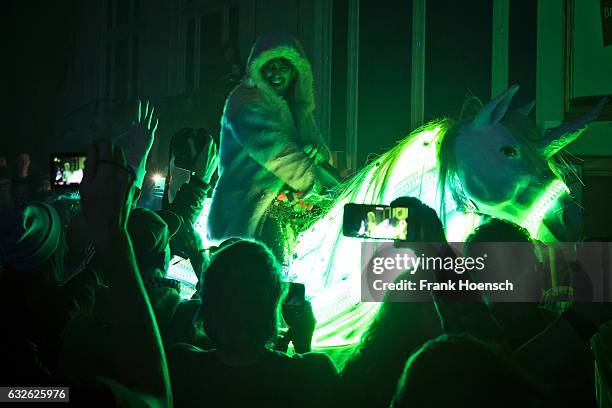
[471,85,520,127]
[540,96,609,159]
[515,100,535,116]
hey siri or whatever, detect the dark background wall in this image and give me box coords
[508,0,537,108]
[5,0,79,175]
[3,0,611,239]
[425,0,492,121]
[356,0,413,166]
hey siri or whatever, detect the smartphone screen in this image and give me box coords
[167,255,198,299]
[343,203,409,240]
[51,153,86,187]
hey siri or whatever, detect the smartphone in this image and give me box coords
[167,255,199,299]
[343,203,409,240]
[167,158,192,203]
[284,282,306,306]
[51,152,86,187]
[170,128,209,171]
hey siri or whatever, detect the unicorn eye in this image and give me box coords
[500,146,519,158]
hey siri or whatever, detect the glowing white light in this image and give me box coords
[152,173,164,184]
[194,198,214,248]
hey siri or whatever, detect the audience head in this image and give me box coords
[0,155,8,178]
[391,334,546,407]
[465,218,540,277]
[222,42,239,63]
[39,175,52,193]
[197,239,285,353]
[0,202,65,316]
[127,208,181,279]
[16,152,31,177]
[0,202,63,277]
[207,237,242,256]
[466,218,532,246]
[339,271,442,408]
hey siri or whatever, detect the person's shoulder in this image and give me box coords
[293,351,338,373]
[269,351,339,405]
[167,342,212,368]
[167,343,216,380]
[224,84,277,119]
[226,83,263,105]
[168,342,208,357]
[269,350,338,377]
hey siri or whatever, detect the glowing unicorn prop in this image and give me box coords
[289,85,607,347]
[177,86,606,347]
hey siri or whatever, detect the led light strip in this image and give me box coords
[520,179,570,238]
[185,128,572,348]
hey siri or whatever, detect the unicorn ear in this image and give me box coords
[539,96,609,159]
[515,100,535,116]
[471,85,520,127]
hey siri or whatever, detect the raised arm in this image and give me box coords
[80,139,172,407]
[127,100,159,190]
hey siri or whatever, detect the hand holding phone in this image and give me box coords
[342,198,446,243]
[281,283,315,353]
[389,196,447,243]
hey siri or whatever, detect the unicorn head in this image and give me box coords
[438,85,606,241]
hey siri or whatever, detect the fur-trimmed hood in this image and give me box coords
[243,32,315,112]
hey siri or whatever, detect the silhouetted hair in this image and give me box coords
[391,334,547,407]
[464,218,533,259]
[339,274,442,408]
[197,239,285,352]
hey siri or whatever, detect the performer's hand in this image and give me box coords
[303,144,327,165]
[276,189,314,213]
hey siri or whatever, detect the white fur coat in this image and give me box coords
[207,33,329,243]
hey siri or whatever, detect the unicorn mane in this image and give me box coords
[292,105,577,347]
[291,120,483,347]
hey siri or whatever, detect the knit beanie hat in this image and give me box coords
[0,202,62,271]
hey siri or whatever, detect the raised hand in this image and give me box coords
[80,139,135,249]
[282,299,316,353]
[303,144,328,165]
[127,100,159,188]
[390,196,447,243]
[193,135,220,184]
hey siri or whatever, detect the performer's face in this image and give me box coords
[261,58,294,96]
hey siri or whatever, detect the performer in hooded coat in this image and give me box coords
[207,32,331,263]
